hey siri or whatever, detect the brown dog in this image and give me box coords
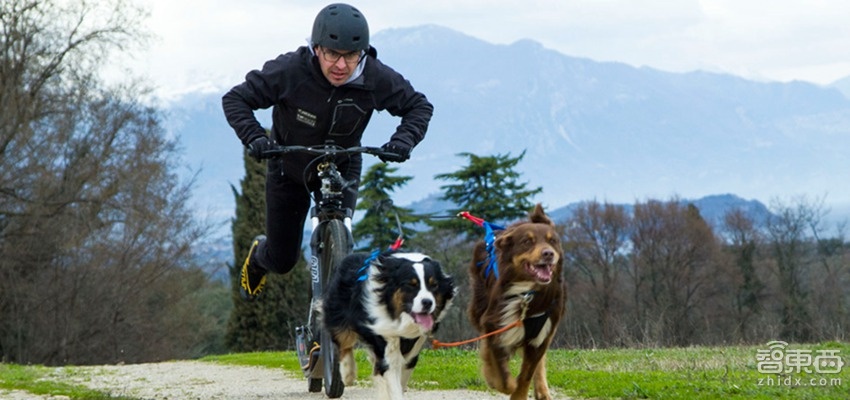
[468,204,566,400]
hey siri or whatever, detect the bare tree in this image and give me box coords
[563,200,630,346]
[630,199,720,346]
[1,0,214,365]
[765,195,849,341]
[720,209,766,341]
[765,196,817,342]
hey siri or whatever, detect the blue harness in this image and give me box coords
[457,211,504,279]
[478,220,505,279]
[356,249,381,282]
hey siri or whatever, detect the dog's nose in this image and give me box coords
[542,248,555,259]
[421,298,433,311]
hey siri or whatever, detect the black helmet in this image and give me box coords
[311,3,369,52]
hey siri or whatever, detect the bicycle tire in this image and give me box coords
[320,219,350,398]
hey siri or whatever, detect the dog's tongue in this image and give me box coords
[533,264,554,283]
[413,313,434,330]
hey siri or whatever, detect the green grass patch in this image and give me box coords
[202,351,298,370]
[2,342,845,399]
[202,342,849,399]
[0,363,135,400]
[545,342,849,399]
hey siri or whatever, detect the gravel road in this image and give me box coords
[2,360,560,399]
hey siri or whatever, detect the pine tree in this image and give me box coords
[431,151,542,236]
[226,146,310,351]
[353,163,423,251]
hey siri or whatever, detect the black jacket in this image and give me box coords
[222,46,433,185]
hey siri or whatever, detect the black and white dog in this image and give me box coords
[322,251,455,400]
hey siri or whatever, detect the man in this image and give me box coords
[222,3,433,301]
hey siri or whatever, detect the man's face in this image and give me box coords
[316,46,362,86]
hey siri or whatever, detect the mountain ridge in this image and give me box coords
[174,24,850,239]
[366,25,850,208]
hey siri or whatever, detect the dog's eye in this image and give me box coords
[427,278,438,290]
[408,279,419,288]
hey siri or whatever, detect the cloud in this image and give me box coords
[132,0,850,98]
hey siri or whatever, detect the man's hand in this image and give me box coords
[379,141,411,163]
[247,136,274,161]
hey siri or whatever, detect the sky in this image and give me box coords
[130,0,850,100]
[113,0,850,235]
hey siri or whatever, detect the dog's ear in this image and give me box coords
[529,203,553,226]
[495,230,513,252]
[427,258,453,284]
[374,254,406,285]
[375,252,395,271]
[424,258,455,300]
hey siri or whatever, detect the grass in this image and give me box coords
[2,342,847,399]
[204,342,850,399]
[0,363,135,399]
[544,342,849,399]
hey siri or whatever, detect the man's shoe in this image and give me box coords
[240,235,268,301]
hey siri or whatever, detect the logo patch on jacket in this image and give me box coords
[296,109,317,127]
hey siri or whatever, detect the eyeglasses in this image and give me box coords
[319,47,363,64]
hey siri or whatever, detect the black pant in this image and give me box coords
[254,159,359,274]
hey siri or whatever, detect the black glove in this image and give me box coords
[379,141,411,163]
[247,136,274,161]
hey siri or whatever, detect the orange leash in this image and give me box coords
[431,319,523,349]
[431,291,535,350]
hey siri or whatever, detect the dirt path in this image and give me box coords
[4,360,536,399]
